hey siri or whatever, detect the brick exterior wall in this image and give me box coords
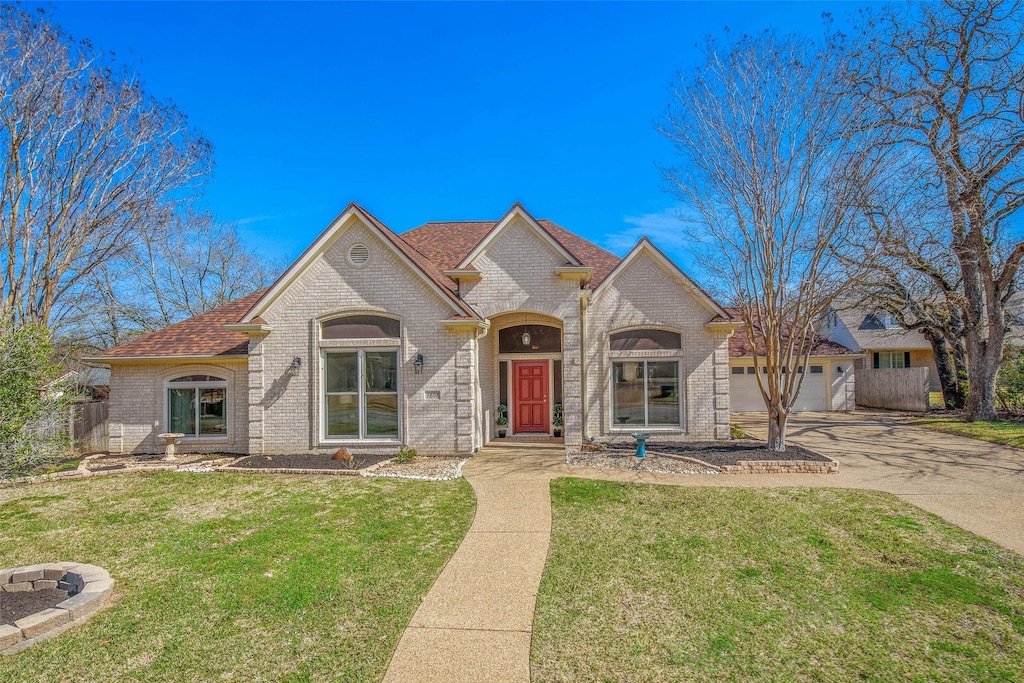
[585,250,732,442]
[251,218,473,456]
[108,213,732,456]
[108,360,248,454]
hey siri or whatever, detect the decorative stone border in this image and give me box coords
[717,459,839,474]
[0,562,114,654]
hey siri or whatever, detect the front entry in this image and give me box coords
[513,361,549,433]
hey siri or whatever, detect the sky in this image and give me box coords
[36,1,873,272]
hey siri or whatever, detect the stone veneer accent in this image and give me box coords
[0,562,114,654]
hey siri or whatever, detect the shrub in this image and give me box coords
[0,319,72,481]
[996,347,1024,416]
[395,447,417,464]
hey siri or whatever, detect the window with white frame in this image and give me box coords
[609,329,683,428]
[324,350,399,439]
[321,315,401,441]
[166,374,227,437]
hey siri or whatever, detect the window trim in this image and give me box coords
[164,373,228,440]
[610,359,683,430]
[321,347,401,443]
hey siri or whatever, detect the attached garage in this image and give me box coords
[729,361,835,412]
[726,318,861,413]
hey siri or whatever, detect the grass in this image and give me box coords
[0,471,474,682]
[912,416,1024,449]
[532,479,1024,682]
[928,391,946,408]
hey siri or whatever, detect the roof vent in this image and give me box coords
[348,243,370,267]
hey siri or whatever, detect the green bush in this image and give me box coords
[0,319,72,481]
[996,347,1024,416]
[395,447,417,464]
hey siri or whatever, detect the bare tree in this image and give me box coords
[851,0,1024,421]
[852,166,969,408]
[62,213,279,349]
[661,28,881,450]
[0,5,212,327]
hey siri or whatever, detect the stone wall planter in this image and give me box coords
[1,562,114,654]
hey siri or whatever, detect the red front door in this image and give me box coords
[513,361,549,433]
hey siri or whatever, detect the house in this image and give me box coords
[820,302,940,391]
[727,317,860,413]
[87,202,740,457]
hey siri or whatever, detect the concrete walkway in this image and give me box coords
[383,413,1024,681]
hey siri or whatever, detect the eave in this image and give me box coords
[443,268,483,281]
[223,323,275,334]
[554,266,593,284]
[442,319,492,332]
[82,354,249,365]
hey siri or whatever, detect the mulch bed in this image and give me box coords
[230,453,393,471]
[1,588,69,626]
[603,439,831,466]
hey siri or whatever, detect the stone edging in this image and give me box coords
[716,459,839,474]
[1,562,114,654]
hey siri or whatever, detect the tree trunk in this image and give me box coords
[767,404,788,451]
[966,334,1001,422]
[922,329,964,409]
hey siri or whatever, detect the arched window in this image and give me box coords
[166,374,227,437]
[322,315,400,340]
[609,329,681,351]
[498,324,561,354]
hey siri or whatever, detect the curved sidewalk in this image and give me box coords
[384,413,1024,681]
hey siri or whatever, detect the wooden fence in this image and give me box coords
[855,367,930,412]
[72,400,108,453]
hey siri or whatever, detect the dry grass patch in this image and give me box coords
[0,471,474,682]
[911,417,1024,449]
[532,479,1024,682]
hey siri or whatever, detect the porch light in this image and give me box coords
[289,357,302,377]
[836,365,845,374]
[521,331,531,346]
[413,353,424,374]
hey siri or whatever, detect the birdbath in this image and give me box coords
[157,433,185,461]
[630,431,651,459]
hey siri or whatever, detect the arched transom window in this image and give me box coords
[166,374,227,437]
[322,315,400,340]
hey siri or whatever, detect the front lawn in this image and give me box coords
[0,471,474,682]
[532,479,1024,682]
[911,416,1024,449]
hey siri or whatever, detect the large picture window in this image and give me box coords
[324,350,399,440]
[167,374,227,437]
[612,361,680,427]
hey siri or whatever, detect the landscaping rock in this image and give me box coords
[0,624,22,650]
[4,582,33,593]
[0,568,14,585]
[14,608,70,639]
[80,578,114,595]
[56,592,104,620]
[32,580,58,590]
[11,564,52,584]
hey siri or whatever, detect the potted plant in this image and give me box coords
[552,403,564,437]
[496,404,508,437]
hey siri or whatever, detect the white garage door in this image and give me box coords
[729,364,828,412]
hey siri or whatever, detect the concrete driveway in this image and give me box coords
[733,411,1024,554]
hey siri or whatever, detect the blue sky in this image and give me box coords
[40,1,870,270]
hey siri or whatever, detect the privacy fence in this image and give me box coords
[855,367,931,412]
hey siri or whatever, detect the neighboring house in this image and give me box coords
[86,202,740,456]
[727,318,859,413]
[820,302,941,391]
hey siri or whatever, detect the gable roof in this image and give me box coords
[241,203,478,322]
[592,237,732,320]
[402,212,622,287]
[93,288,269,360]
[830,301,932,351]
[728,314,859,358]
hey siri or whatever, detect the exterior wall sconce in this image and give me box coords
[521,331,531,346]
[289,357,302,377]
[836,365,845,374]
[413,353,424,374]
